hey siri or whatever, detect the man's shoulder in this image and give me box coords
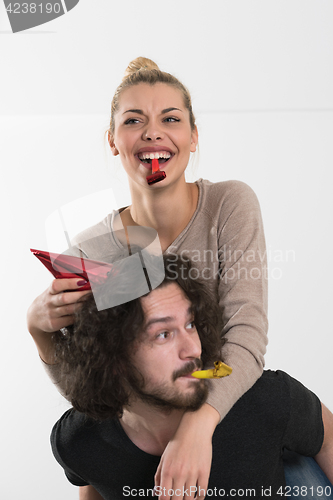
[259,369,291,385]
[217,370,315,440]
[226,370,295,421]
[256,369,316,394]
[248,369,295,398]
[51,410,118,456]
[51,409,99,444]
[235,369,319,418]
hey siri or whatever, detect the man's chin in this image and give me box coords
[134,379,209,412]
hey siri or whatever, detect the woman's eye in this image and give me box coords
[164,117,180,123]
[124,118,140,125]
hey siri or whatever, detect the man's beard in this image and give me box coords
[130,359,209,412]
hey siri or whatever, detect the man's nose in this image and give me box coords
[179,330,201,360]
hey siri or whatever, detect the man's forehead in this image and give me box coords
[140,282,190,322]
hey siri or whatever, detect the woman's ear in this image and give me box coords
[108,132,119,156]
[190,126,198,153]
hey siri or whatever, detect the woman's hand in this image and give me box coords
[27,278,91,364]
[155,403,220,500]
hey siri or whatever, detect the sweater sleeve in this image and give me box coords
[205,181,268,420]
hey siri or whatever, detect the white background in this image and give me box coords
[1,1,332,498]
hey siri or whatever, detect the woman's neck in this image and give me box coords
[122,179,199,252]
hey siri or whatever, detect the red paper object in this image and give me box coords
[146,171,167,185]
[152,158,159,173]
[30,249,114,291]
[146,158,166,185]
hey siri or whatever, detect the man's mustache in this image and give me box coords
[172,359,203,381]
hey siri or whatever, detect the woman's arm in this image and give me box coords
[207,180,268,420]
[155,403,220,500]
[155,181,268,498]
[79,485,104,500]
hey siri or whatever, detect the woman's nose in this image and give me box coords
[142,121,164,141]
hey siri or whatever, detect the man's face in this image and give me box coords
[130,282,208,411]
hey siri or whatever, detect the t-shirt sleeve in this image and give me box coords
[282,371,324,456]
[63,469,89,487]
[205,181,268,420]
[50,411,90,487]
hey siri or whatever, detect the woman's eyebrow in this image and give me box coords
[123,107,183,115]
[123,109,144,115]
[161,107,182,114]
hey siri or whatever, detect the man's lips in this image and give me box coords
[173,360,203,381]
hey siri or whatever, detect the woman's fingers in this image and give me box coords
[155,459,198,500]
[53,288,90,310]
[195,473,209,500]
[27,277,92,363]
[153,408,215,500]
[45,279,91,327]
[49,277,89,295]
[155,476,203,500]
[28,278,91,333]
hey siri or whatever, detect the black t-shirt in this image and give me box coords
[51,371,324,499]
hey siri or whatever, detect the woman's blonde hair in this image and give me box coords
[109,57,196,135]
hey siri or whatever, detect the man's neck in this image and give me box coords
[119,401,185,456]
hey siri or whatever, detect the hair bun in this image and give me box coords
[123,57,160,80]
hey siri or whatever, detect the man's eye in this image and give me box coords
[156,331,170,340]
[187,321,196,330]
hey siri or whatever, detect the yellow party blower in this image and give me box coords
[191,360,232,379]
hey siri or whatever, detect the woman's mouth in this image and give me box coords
[136,151,173,170]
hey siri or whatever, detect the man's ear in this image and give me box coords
[108,132,119,156]
[190,126,198,153]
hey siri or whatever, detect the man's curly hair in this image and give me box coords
[53,255,225,420]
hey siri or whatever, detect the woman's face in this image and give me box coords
[109,82,198,189]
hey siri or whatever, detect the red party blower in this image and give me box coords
[146,159,166,185]
[30,249,114,291]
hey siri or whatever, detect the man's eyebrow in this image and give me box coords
[144,316,173,330]
[123,107,183,115]
[144,306,193,330]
